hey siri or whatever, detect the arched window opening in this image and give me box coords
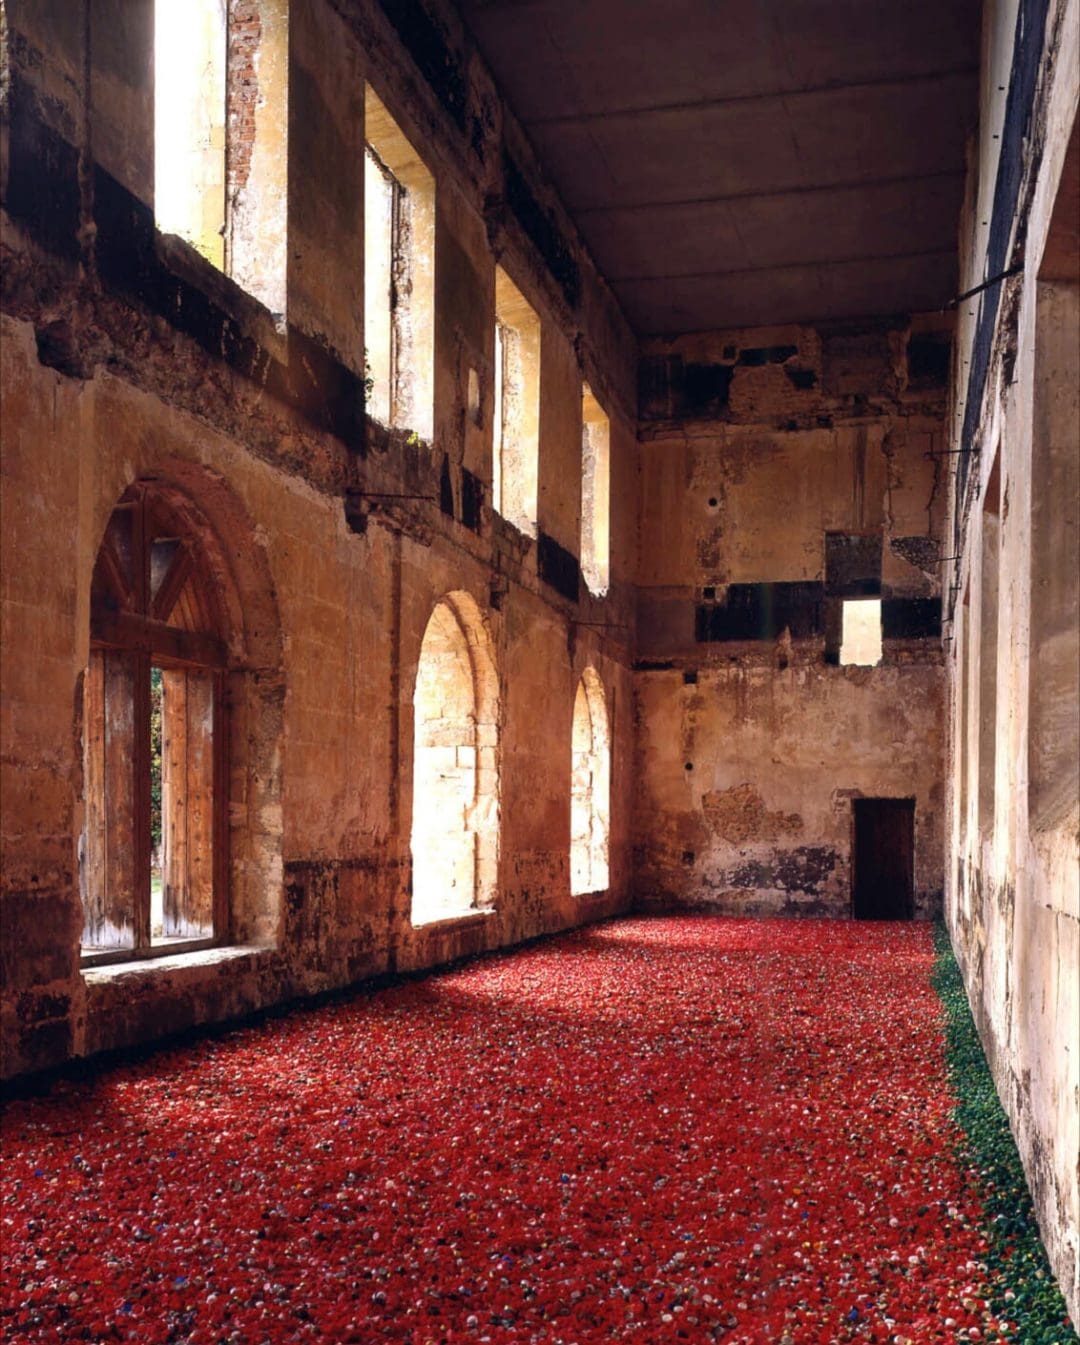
[570,667,610,896]
[81,486,230,964]
[411,595,499,925]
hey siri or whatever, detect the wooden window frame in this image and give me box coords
[82,489,230,968]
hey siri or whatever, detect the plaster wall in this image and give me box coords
[0,0,637,1079]
[945,0,1079,1316]
[634,320,950,917]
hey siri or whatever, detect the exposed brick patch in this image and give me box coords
[227,0,261,201]
[701,784,803,844]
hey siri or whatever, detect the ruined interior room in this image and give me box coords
[1,0,1077,1340]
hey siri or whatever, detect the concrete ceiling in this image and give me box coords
[460,0,982,334]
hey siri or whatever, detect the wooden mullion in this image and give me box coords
[151,545,194,623]
[98,535,134,610]
[91,609,227,668]
[132,649,152,952]
[132,489,149,616]
[213,670,230,942]
[87,488,233,959]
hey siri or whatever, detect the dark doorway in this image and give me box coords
[852,798,915,919]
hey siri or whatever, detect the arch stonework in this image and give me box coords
[410,591,500,924]
[80,468,284,958]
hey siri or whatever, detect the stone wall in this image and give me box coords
[633,318,951,916]
[0,0,638,1078]
[945,0,1079,1318]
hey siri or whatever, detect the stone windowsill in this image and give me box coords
[82,944,273,985]
[410,908,496,934]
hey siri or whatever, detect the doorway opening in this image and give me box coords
[852,797,915,919]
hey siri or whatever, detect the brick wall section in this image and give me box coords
[227,0,261,200]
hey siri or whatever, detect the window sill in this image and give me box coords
[81,944,271,984]
[410,908,495,932]
[155,232,288,359]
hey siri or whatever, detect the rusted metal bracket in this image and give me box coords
[944,261,1024,309]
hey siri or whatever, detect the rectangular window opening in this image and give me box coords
[493,267,541,535]
[956,592,971,919]
[581,384,611,596]
[364,88,435,440]
[977,451,1001,838]
[492,318,505,513]
[839,598,882,666]
[154,0,288,316]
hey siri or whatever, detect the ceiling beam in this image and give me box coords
[610,246,957,287]
[571,168,965,218]
[527,66,977,129]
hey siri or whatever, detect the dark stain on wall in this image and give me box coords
[460,467,483,533]
[16,991,72,1025]
[638,355,735,419]
[738,344,797,367]
[538,529,581,604]
[5,75,82,260]
[825,531,883,596]
[683,362,735,415]
[882,597,942,639]
[696,582,824,642]
[440,455,455,517]
[907,331,952,386]
[726,846,838,895]
[503,152,581,310]
[378,0,467,130]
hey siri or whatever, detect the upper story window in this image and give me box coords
[581,384,611,596]
[364,88,435,440]
[492,267,541,535]
[839,599,882,666]
[154,0,288,318]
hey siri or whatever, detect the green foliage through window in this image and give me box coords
[150,666,163,853]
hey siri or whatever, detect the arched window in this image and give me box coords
[411,594,499,925]
[570,667,610,896]
[81,484,230,963]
